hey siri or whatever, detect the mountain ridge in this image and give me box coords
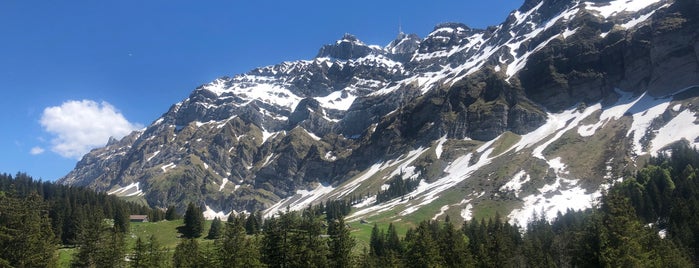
[60,0,699,225]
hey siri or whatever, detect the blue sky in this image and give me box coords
[0,0,523,181]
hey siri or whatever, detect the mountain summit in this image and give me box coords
[60,0,699,224]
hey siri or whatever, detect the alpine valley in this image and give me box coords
[60,0,699,227]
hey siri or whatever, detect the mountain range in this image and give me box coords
[59,0,699,226]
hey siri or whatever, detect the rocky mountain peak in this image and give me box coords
[316,33,379,60]
[385,32,421,55]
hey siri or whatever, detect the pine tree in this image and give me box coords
[440,217,471,267]
[132,235,168,268]
[403,221,442,268]
[0,193,57,267]
[173,239,200,268]
[598,192,653,267]
[207,217,222,239]
[245,211,261,235]
[165,206,180,221]
[72,210,126,268]
[132,237,147,267]
[296,209,330,267]
[114,206,130,233]
[218,216,263,267]
[328,217,355,268]
[369,223,385,258]
[181,202,204,238]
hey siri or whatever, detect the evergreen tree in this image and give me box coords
[245,211,261,235]
[439,216,472,267]
[114,206,130,233]
[369,223,385,258]
[132,235,168,268]
[328,217,355,268]
[173,239,200,268]
[403,221,442,268]
[181,202,204,238]
[296,209,330,267]
[0,193,57,267]
[207,217,222,239]
[217,215,263,267]
[72,210,126,268]
[165,206,180,221]
[599,192,654,267]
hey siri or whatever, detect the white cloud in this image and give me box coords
[30,146,45,155]
[40,100,143,159]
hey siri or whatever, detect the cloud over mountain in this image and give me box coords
[40,100,142,159]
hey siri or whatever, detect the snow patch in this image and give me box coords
[651,110,699,154]
[219,178,228,191]
[435,135,447,159]
[264,183,335,218]
[160,162,176,173]
[432,205,450,220]
[461,203,474,221]
[672,104,682,112]
[500,171,531,197]
[585,0,663,18]
[626,92,672,155]
[107,182,144,197]
[146,151,160,162]
[203,205,230,220]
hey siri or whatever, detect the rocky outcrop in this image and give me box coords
[316,33,378,60]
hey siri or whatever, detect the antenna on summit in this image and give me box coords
[398,18,403,34]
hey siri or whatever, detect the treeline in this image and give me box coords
[376,175,420,204]
[0,173,163,267]
[0,173,162,245]
[170,206,355,268]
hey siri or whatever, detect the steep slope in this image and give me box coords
[60,0,699,225]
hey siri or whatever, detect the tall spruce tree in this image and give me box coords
[165,206,180,221]
[173,239,201,268]
[132,235,168,268]
[217,214,263,267]
[0,193,57,267]
[207,217,222,239]
[181,202,204,238]
[328,217,355,268]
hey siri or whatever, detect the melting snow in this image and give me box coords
[432,205,450,220]
[508,159,603,227]
[461,203,474,221]
[672,104,682,112]
[161,162,176,173]
[107,182,144,197]
[621,10,657,29]
[203,205,230,220]
[146,151,160,162]
[324,151,337,161]
[500,171,531,197]
[315,90,356,111]
[562,27,578,39]
[435,135,447,159]
[651,110,699,154]
[626,92,672,155]
[300,128,322,141]
[585,0,663,18]
[264,183,335,218]
[219,178,228,191]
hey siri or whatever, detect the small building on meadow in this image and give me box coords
[129,215,149,222]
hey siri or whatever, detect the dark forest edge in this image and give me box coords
[1,142,699,267]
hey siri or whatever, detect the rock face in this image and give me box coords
[60,0,699,220]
